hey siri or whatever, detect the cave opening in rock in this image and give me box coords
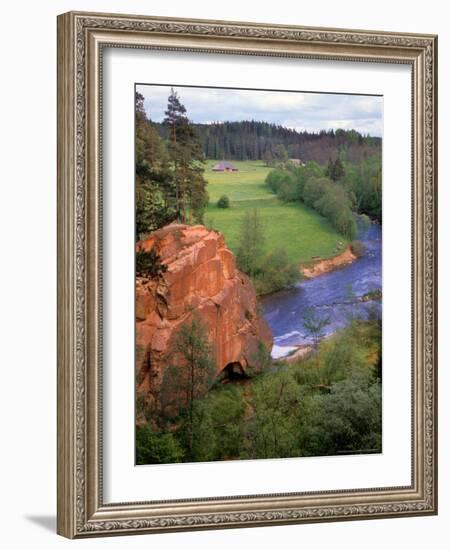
[220,362,249,383]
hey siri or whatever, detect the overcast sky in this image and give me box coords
[136,84,383,137]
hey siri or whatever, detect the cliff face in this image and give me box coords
[136,223,273,403]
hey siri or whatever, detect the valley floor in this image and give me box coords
[204,160,348,266]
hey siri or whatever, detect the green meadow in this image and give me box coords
[204,160,347,265]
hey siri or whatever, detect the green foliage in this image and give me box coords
[294,318,381,388]
[298,372,382,456]
[174,401,217,462]
[351,240,366,257]
[313,181,356,239]
[342,155,382,221]
[253,249,299,295]
[302,307,331,351]
[303,176,356,239]
[216,194,231,208]
[135,183,170,238]
[263,144,288,167]
[155,120,381,164]
[137,320,382,464]
[320,330,366,384]
[247,340,273,376]
[206,385,246,459]
[163,88,208,224]
[235,209,298,294]
[265,154,381,240]
[242,370,303,459]
[205,160,348,267]
[136,425,184,464]
[235,209,266,277]
[168,384,247,462]
[265,168,292,194]
[135,249,167,278]
[362,288,382,301]
[292,319,382,456]
[135,91,177,239]
[326,157,346,181]
[265,171,358,240]
[302,160,325,180]
[135,88,210,234]
[302,177,331,208]
[160,315,216,459]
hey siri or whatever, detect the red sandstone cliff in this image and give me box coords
[136,223,273,405]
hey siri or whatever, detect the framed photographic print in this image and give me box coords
[57,11,438,538]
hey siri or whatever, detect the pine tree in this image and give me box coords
[161,315,215,458]
[135,92,176,239]
[163,88,187,216]
[163,89,208,223]
[326,156,346,182]
[333,157,345,180]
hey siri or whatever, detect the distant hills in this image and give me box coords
[153,120,381,164]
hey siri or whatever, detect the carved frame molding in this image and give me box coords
[57,11,437,538]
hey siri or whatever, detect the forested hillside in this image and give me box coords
[153,120,381,164]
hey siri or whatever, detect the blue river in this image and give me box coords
[260,222,382,358]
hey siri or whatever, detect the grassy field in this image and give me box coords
[205,160,273,202]
[204,160,348,265]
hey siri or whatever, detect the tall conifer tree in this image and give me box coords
[135,91,176,239]
[163,88,208,223]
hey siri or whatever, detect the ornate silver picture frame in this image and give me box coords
[57,11,437,538]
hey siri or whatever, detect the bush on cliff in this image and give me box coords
[136,249,167,278]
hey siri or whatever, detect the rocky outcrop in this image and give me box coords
[136,223,273,404]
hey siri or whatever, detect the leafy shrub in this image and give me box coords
[298,372,382,456]
[242,370,303,459]
[217,194,231,208]
[351,240,366,257]
[136,425,184,464]
[265,169,292,193]
[236,209,265,277]
[254,249,299,295]
[207,386,246,459]
[136,249,167,278]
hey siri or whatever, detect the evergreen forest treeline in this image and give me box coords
[153,120,381,164]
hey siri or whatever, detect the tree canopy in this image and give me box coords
[154,120,381,164]
[135,89,209,239]
[163,88,208,224]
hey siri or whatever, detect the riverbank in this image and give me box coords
[261,221,382,358]
[300,245,356,279]
[280,344,313,364]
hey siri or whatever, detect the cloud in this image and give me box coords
[136,84,383,137]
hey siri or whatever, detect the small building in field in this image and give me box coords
[289,158,306,167]
[212,161,239,172]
